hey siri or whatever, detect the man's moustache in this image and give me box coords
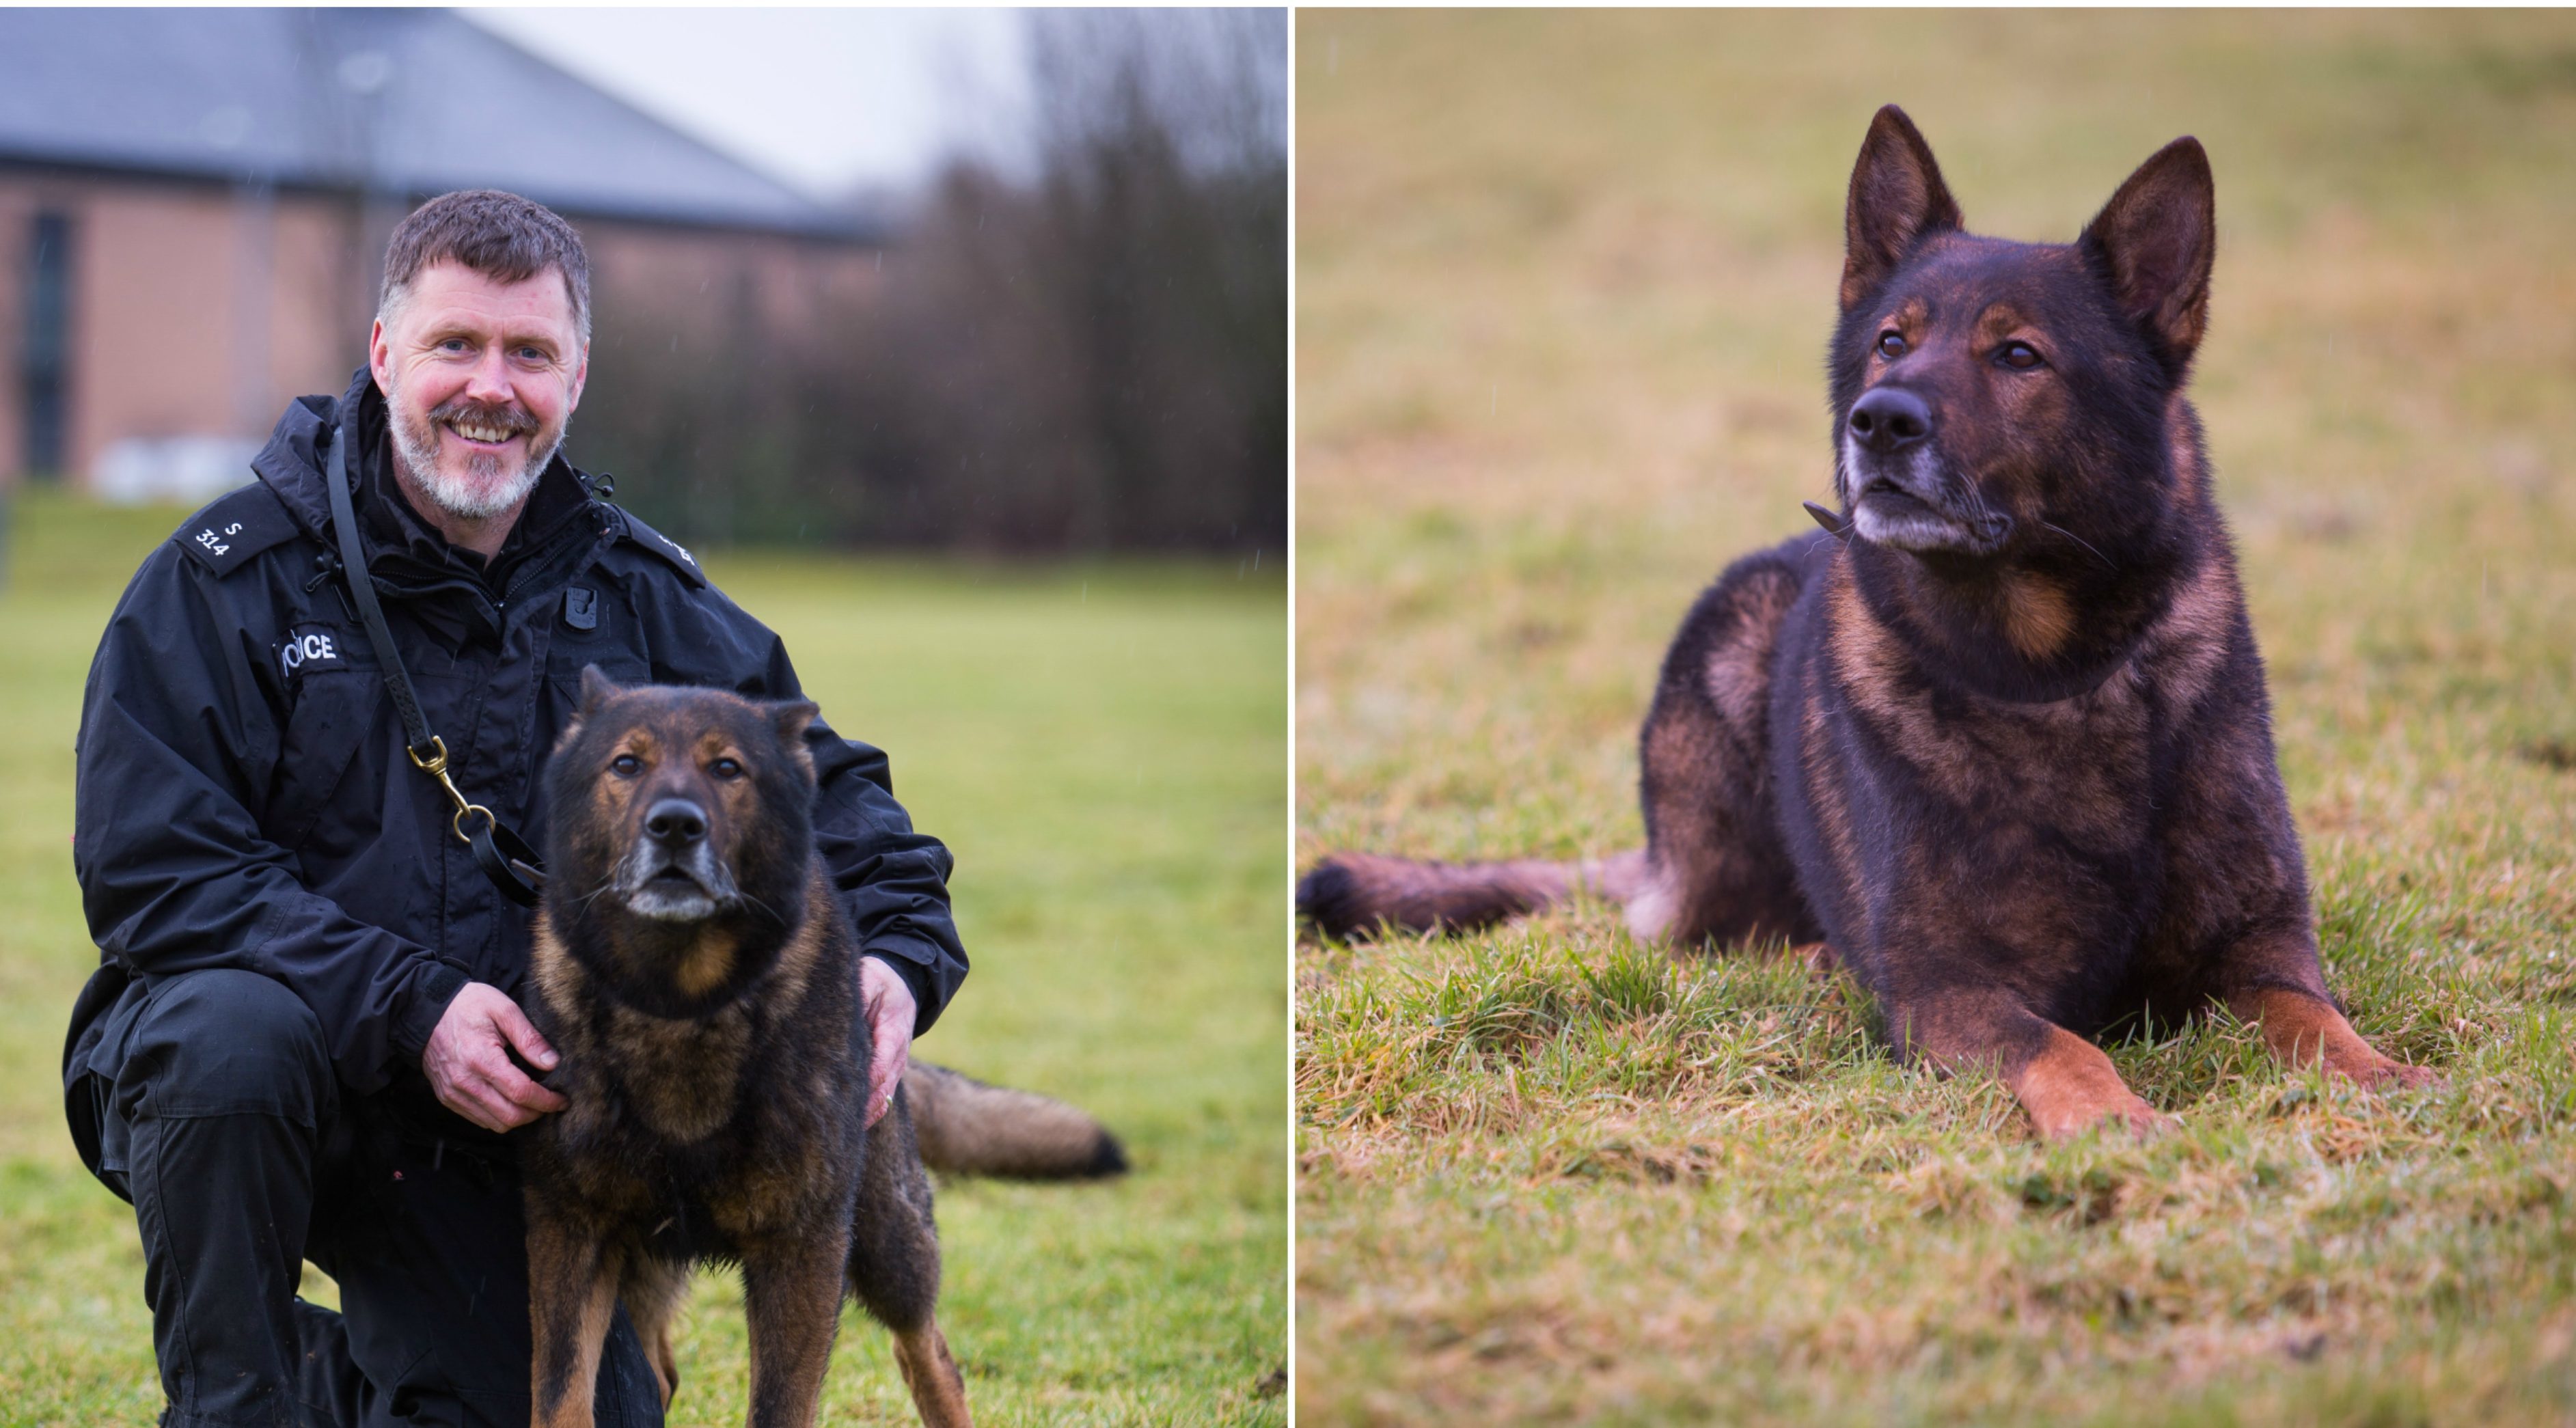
[429,400,538,436]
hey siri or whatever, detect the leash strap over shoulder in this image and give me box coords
[323,395,547,908]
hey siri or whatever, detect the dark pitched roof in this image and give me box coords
[0,8,864,238]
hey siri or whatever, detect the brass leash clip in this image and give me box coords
[408,736,498,846]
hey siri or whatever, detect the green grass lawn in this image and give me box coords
[1296,11,2576,1424]
[0,491,1287,1425]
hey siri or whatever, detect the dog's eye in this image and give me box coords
[1997,341,2044,370]
[709,757,743,780]
[1876,331,1907,359]
[611,754,642,777]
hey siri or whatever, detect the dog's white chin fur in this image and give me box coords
[622,886,719,922]
[1853,502,1983,552]
[1843,436,1996,554]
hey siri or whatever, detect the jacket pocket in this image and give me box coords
[265,671,384,851]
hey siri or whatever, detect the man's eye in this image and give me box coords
[612,754,642,777]
[1998,341,2044,370]
[709,757,743,780]
[1877,331,1907,359]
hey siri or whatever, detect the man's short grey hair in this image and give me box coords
[376,190,592,342]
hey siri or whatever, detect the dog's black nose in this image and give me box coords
[644,798,707,845]
[1848,386,1932,454]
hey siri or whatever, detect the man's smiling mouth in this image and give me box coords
[444,419,521,445]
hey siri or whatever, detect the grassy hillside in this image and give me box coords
[1296,10,2576,1424]
[0,491,1286,1425]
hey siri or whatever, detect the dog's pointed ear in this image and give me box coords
[558,664,622,747]
[770,699,820,781]
[771,697,819,747]
[1841,105,1964,312]
[2081,136,2216,370]
[578,664,624,715]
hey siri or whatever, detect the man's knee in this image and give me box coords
[120,970,334,1124]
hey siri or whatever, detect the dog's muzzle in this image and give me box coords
[1841,387,2012,556]
[616,799,740,921]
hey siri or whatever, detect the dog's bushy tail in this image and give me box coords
[1297,850,1647,941]
[902,1060,1128,1180]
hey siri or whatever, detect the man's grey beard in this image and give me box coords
[384,375,564,521]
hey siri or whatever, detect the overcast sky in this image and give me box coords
[462,8,1034,201]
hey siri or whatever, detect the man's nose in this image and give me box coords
[461,344,515,404]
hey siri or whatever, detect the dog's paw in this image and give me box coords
[2035,1093,2174,1143]
[2350,1056,2442,1093]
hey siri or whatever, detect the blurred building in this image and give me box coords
[0,8,881,499]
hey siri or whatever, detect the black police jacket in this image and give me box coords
[66,372,967,1100]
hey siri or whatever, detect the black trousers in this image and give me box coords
[67,968,665,1428]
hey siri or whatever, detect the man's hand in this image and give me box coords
[423,981,568,1132]
[860,957,916,1128]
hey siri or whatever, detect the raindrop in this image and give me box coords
[338,51,390,95]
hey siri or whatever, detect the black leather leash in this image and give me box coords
[323,395,547,907]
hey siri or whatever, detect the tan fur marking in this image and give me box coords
[1824,567,1910,727]
[2165,396,2201,506]
[2007,1024,2169,1141]
[671,926,739,1001]
[743,1246,851,1428]
[620,1258,691,1410]
[1790,942,1839,979]
[1809,568,1886,893]
[1701,571,1796,722]
[1871,296,1931,360]
[1997,571,2076,659]
[605,1004,752,1144]
[1971,302,2038,349]
[2244,987,2437,1090]
[2140,547,2236,713]
[894,1318,976,1428]
[528,1221,621,1428]
[761,868,835,1008]
[530,912,583,1023]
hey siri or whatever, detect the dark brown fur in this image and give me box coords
[524,671,968,1427]
[1299,107,2435,1140]
[901,1061,1128,1181]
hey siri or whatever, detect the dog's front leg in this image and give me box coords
[1892,987,2171,1141]
[741,1229,852,1428]
[2229,980,2437,1091]
[527,1203,622,1428]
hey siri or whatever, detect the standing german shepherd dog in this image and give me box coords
[1300,107,2435,1140]
[523,671,1117,1427]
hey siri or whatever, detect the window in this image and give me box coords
[22,212,72,479]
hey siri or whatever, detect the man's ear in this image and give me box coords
[368,316,392,396]
[2080,136,2217,371]
[1841,104,1964,312]
[566,342,588,412]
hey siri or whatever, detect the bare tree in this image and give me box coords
[577,8,1286,555]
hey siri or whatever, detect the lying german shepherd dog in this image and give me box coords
[524,671,1119,1427]
[1300,106,2435,1140]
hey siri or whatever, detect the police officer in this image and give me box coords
[64,191,968,1427]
